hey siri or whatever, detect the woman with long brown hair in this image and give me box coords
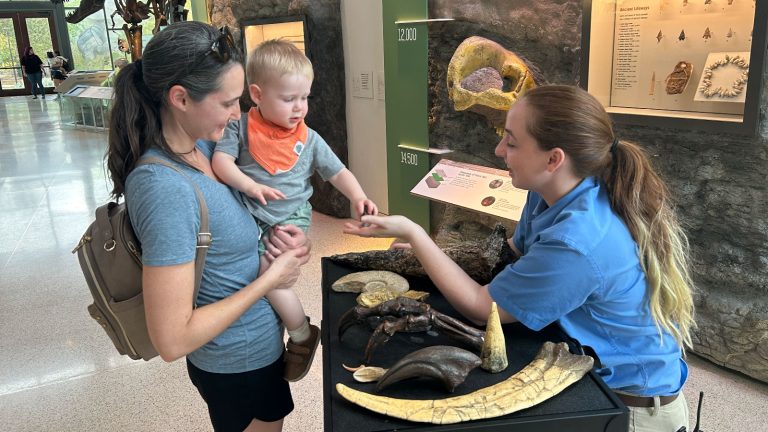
[107,21,310,431]
[345,85,695,432]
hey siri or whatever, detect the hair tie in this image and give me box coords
[134,59,143,81]
[608,138,620,183]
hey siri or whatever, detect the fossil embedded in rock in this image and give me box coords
[447,36,539,134]
[331,224,514,285]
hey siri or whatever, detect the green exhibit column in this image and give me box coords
[382,0,430,230]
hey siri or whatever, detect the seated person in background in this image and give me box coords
[212,39,378,382]
[345,85,695,432]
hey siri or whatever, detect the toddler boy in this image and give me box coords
[212,40,377,382]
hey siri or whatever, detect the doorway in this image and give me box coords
[0,10,59,97]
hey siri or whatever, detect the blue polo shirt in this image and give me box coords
[489,177,687,396]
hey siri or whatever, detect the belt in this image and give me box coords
[617,393,679,408]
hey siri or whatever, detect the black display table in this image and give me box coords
[321,258,629,432]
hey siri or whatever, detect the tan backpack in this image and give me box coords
[72,157,211,360]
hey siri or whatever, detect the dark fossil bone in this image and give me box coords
[330,224,514,285]
[338,297,486,363]
[376,345,481,393]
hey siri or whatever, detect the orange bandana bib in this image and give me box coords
[247,108,308,175]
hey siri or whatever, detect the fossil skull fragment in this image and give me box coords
[336,341,594,424]
[447,36,536,134]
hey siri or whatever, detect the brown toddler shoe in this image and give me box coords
[284,323,320,382]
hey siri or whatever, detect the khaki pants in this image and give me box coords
[628,392,689,432]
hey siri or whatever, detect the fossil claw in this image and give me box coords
[337,306,361,340]
[376,346,481,393]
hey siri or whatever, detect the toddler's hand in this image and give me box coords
[246,184,286,205]
[354,199,378,221]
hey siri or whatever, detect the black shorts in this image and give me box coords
[187,356,294,431]
[51,69,66,80]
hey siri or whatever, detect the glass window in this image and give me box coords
[25,17,54,86]
[0,17,24,90]
[64,11,111,71]
[62,3,158,71]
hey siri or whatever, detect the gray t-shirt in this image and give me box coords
[125,141,283,373]
[215,113,345,226]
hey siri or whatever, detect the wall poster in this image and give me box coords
[582,0,767,134]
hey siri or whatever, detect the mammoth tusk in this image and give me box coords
[376,346,481,393]
[336,341,594,424]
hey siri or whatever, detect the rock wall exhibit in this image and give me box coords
[211,0,350,218]
[211,0,768,382]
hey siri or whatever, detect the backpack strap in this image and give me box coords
[137,156,211,307]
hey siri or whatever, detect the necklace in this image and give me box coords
[174,146,197,155]
[699,54,749,98]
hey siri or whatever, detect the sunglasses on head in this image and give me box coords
[207,26,236,63]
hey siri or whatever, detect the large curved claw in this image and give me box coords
[338,298,487,363]
[363,314,433,362]
[338,305,368,341]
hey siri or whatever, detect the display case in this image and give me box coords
[62,85,113,130]
[321,258,629,432]
[240,15,308,57]
[581,0,768,135]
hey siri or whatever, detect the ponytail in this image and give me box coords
[106,22,244,199]
[108,62,155,198]
[605,141,695,349]
[521,85,695,349]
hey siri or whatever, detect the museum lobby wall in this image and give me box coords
[210,0,768,383]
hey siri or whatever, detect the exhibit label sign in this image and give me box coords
[411,159,528,222]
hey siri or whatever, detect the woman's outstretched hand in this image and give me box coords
[343,214,421,243]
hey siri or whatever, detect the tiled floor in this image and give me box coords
[0,95,766,431]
